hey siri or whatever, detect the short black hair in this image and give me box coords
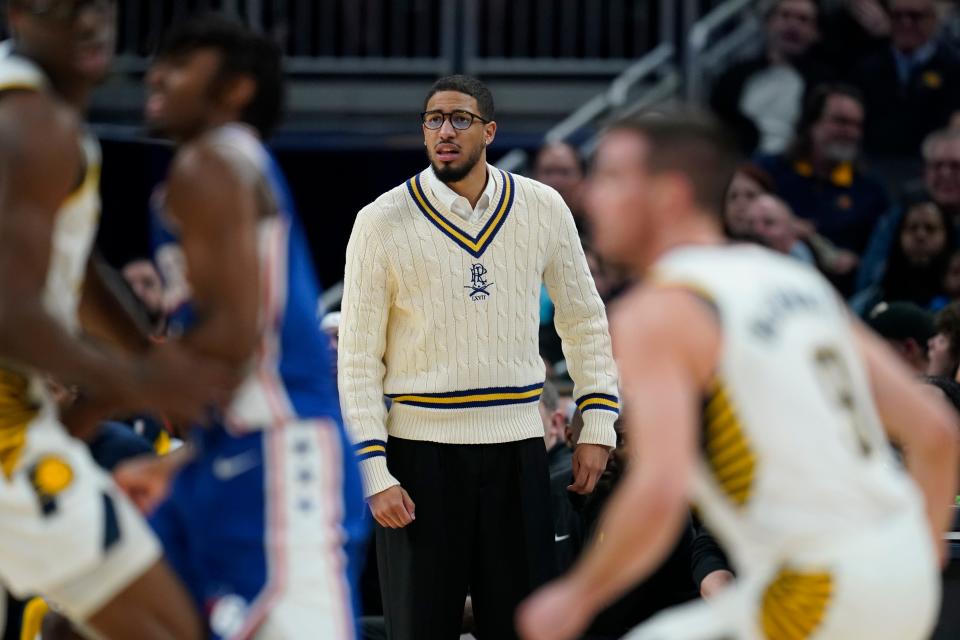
[424,74,495,122]
[606,111,739,215]
[157,14,284,139]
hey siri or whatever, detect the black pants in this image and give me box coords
[376,437,556,640]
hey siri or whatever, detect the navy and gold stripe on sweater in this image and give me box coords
[576,393,620,414]
[406,169,515,258]
[355,439,387,461]
[387,382,543,409]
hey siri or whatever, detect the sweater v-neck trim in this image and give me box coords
[406,167,515,258]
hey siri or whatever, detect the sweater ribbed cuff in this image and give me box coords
[359,455,400,499]
[577,409,618,449]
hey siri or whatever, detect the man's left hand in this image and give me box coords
[568,443,609,495]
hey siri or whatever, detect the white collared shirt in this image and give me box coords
[426,166,496,223]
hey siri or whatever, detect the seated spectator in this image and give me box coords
[858,127,960,290]
[532,141,587,237]
[755,83,888,288]
[723,163,777,240]
[853,0,960,160]
[723,164,859,273]
[710,0,829,154]
[853,191,955,313]
[541,378,573,478]
[928,301,960,377]
[864,301,936,374]
[745,193,816,263]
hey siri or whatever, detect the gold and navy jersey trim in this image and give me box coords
[0,370,40,478]
[406,168,515,258]
[576,393,620,414]
[387,382,543,409]
[760,567,834,639]
[355,439,387,461]
[702,378,756,508]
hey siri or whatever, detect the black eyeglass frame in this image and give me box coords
[420,109,491,131]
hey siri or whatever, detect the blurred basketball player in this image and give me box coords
[518,113,959,640]
[0,1,233,638]
[115,15,366,639]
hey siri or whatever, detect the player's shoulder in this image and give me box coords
[610,281,722,375]
[0,89,79,155]
[169,134,260,192]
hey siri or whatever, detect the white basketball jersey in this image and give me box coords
[0,50,100,451]
[652,244,921,571]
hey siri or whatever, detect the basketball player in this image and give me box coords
[0,1,235,638]
[114,15,367,639]
[517,114,959,640]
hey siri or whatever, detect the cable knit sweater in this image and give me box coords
[339,164,620,497]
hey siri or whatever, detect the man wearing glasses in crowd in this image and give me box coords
[339,75,621,639]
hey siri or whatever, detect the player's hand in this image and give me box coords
[516,579,592,640]
[568,443,610,495]
[369,485,416,528]
[128,345,237,424]
[700,569,734,599]
[114,454,174,514]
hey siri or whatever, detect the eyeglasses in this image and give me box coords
[25,0,115,22]
[421,109,489,131]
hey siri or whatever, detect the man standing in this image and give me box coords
[339,74,619,639]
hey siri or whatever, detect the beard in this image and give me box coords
[822,142,859,164]
[428,142,485,183]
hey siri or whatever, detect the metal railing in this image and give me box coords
[464,0,669,76]
[495,0,766,173]
[108,0,684,77]
[114,0,457,75]
[496,41,681,173]
[685,0,771,102]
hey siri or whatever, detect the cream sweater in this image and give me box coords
[339,165,620,497]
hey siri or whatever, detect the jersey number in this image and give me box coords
[813,347,874,456]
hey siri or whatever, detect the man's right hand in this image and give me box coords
[369,485,416,528]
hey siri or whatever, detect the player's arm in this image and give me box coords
[163,142,260,370]
[0,95,233,429]
[517,288,719,640]
[0,94,140,396]
[77,251,154,354]
[853,320,959,554]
